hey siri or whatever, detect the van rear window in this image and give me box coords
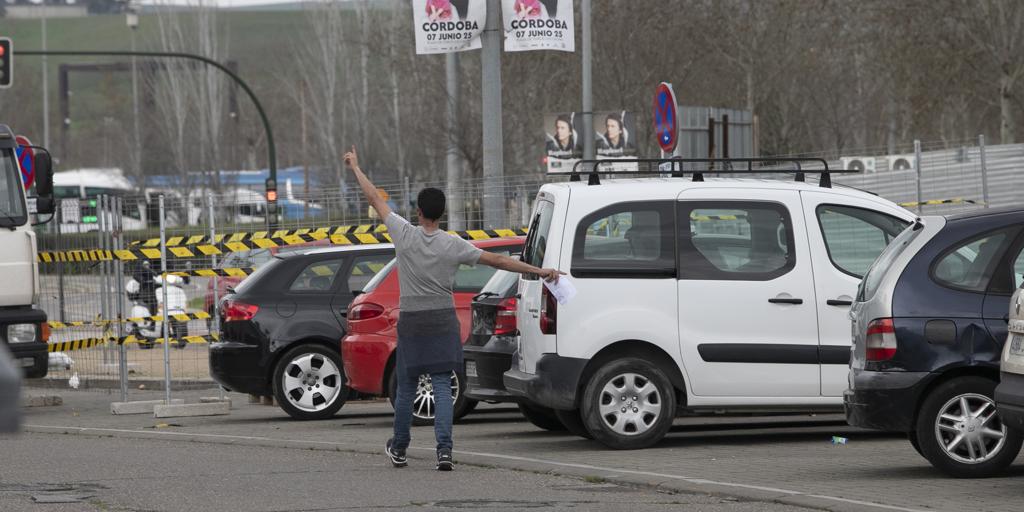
[521,199,555,278]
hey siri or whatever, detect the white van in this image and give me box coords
[504,166,915,449]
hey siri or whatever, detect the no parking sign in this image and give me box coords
[15,135,34,189]
[653,82,678,154]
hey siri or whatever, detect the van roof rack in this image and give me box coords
[567,158,854,188]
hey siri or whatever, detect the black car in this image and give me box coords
[463,268,564,431]
[210,244,395,420]
[846,207,1024,477]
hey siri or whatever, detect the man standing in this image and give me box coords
[344,147,561,471]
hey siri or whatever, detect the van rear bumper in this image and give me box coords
[503,353,587,411]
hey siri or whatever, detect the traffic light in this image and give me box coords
[0,38,11,88]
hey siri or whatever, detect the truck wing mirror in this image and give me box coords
[34,152,53,196]
[32,151,55,215]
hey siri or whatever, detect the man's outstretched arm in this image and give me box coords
[478,251,564,282]
[344,146,392,220]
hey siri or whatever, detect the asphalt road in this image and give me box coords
[0,432,807,512]
[15,388,1024,512]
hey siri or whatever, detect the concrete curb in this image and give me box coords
[154,402,230,418]
[21,424,924,512]
[111,399,184,415]
[25,377,220,392]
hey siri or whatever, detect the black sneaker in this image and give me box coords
[436,449,454,471]
[385,439,407,468]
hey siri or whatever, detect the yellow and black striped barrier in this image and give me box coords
[39,227,527,263]
[166,267,256,278]
[898,198,981,207]
[130,223,390,248]
[48,311,214,330]
[47,333,221,353]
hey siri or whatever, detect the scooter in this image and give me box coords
[126,273,189,349]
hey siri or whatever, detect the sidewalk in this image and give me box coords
[19,387,1024,512]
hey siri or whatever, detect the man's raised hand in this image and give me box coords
[343,146,360,171]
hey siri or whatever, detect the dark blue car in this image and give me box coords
[846,207,1024,478]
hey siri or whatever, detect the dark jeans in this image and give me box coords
[391,371,453,453]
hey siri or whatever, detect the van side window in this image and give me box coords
[678,201,794,281]
[571,201,675,278]
[816,205,908,278]
[521,200,555,280]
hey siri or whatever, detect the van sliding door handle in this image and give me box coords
[826,299,853,306]
[768,297,803,305]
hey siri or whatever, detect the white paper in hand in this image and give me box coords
[543,276,577,305]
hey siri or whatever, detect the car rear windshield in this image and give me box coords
[232,257,285,295]
[478,267,519,298]
[858,221,923,301]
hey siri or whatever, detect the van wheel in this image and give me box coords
[554,408,593,439]
[272,344,348,420]
[518,403,567,432]
[580,358,676,450]
[914,376,1023,478]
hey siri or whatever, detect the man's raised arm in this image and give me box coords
[344,146,392,220]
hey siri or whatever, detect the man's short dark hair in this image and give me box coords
[417,188,446,221]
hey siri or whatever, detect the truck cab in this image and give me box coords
[0,124,55,378]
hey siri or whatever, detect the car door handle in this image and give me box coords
[768,297,803,305]
[827,299,853,306]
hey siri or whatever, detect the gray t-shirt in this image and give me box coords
[385,212,484,311]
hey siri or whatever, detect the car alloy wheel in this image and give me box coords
[934,393,1006,465]
[412,371,460,422]
[598,372,662,436]
[281,352,344,413]
[914,376,1022,478]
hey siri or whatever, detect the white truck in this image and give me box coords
[0,124,55,378]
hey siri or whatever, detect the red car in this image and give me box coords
[342,237,524,425]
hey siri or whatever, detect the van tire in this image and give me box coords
[554,408,593,439]
[914,376,1022,478]
[580,357,676,450]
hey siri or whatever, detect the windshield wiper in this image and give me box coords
[0,208,18,230]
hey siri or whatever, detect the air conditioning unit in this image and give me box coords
[841,157,876,173]
[887,155,915,171]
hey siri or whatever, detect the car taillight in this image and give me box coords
[223,300,259,322]
[865,318,897,361]
[540,285,556,335]
[495,297,518,336]
[349,303,385,321]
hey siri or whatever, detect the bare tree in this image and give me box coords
[953,0,1024,143]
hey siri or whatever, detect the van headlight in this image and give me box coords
[7,323,38,344]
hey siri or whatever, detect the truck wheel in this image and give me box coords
[580,357,676,450]
[915,376,1023,478]
[272,344,347,421]
[518,403,566,431]
[553,408,593,439]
